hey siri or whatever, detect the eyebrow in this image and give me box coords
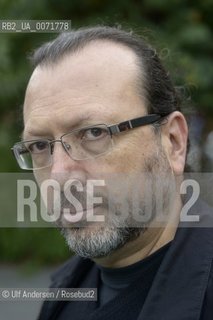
[21,114,107,141]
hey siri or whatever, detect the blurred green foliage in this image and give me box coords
[0,0,212,264]
[0,228,70,265]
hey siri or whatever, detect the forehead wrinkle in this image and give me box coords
[24,99,108,125]
[24,87,109,118]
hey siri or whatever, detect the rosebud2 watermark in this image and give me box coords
[16,175,201,226]
[17,179,105,223]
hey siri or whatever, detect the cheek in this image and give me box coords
[90,136,153,174]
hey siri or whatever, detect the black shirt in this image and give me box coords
[97,242,171,306]
[56,242,171,319]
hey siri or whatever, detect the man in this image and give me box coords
[12,26,213,319]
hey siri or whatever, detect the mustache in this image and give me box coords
[53,188,109,214]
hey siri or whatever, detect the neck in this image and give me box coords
[93,196,182,268]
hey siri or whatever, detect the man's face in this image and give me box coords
[23,41,173,258]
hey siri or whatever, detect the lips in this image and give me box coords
[65,204,100,215]
[61,205,105,225]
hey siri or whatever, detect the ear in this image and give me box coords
[160,111,188,175]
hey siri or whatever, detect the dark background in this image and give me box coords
[0,0,213,266]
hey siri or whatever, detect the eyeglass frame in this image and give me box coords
[11,113,169,170]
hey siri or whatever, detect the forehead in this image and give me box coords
[23,41,146,134]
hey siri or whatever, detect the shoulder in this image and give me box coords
[200,259,213,319]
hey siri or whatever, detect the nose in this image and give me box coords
[50,141,72,170]
[50,142,87,185]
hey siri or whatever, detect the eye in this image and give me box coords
[26,140,49,153]
[17,145,28,155]
[81,127,108,141]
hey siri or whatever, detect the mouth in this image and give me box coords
[60,205,105,226]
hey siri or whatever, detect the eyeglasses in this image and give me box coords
[11,114,166,170]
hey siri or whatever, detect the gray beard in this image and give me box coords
[58,144,173,259]
[60,225,143,259]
